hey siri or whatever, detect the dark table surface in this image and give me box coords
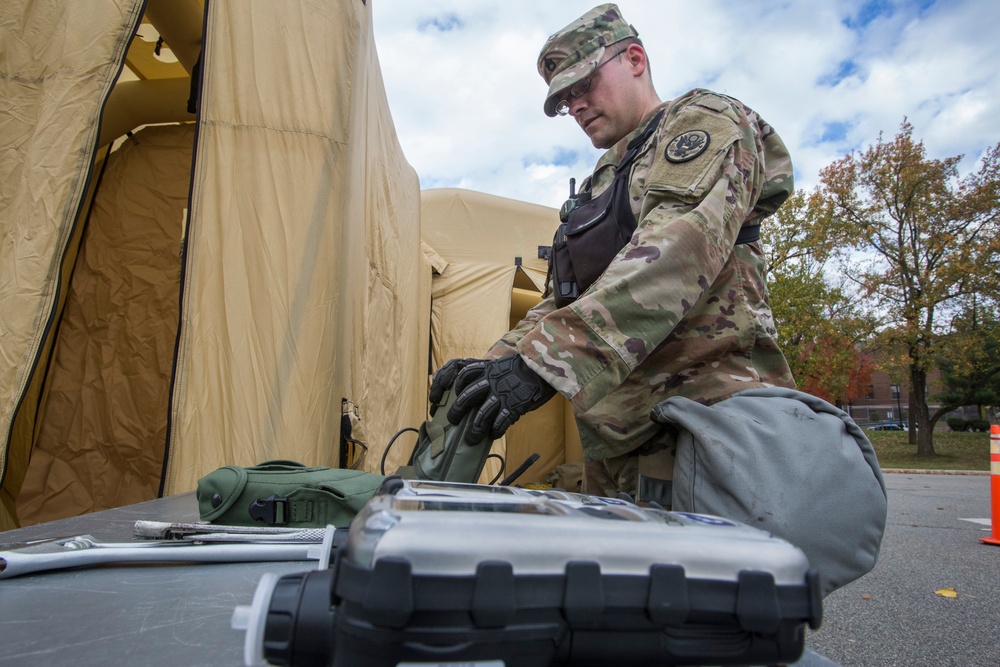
[0,493,313,667]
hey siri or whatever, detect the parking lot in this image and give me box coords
[808,472,999,666]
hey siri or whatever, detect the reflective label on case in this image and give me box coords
[675,512,738,526]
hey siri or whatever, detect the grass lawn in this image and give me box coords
[867,430,992,471]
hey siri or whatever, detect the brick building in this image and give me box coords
[844,368,976,427]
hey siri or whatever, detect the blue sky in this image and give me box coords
[372,0,1000,209]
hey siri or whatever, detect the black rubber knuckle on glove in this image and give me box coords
[448,354,557,442]
[429,358,476,415]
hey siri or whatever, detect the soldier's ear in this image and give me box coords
[624,44,648,78]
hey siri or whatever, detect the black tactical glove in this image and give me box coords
[428,358,477,415]
[448,354,557,442]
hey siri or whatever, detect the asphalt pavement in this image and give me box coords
[807,471,999,666]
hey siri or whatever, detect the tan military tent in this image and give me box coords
[1,0,578,529]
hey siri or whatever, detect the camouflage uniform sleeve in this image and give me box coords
[484,293,559,359]
[516,94,769,411]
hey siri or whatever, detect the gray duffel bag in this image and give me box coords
[651,387,887,596]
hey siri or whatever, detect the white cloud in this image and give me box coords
[372,0,1000,206]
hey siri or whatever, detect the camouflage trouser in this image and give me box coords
[583,451,640,499]
[582,434,676,506]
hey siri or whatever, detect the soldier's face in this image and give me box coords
[567,46,645,149]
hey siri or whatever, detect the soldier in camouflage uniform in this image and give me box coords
[430,3,796,502]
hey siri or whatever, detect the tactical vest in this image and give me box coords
[549,109,759,308]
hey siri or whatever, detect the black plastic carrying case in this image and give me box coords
[240,477,823,666]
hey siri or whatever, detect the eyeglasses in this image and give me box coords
[555,47,628,116]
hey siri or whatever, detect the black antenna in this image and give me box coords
[499,453,540,486]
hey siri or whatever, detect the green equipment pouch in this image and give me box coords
[397,384,498,484]
[196,460,385,527]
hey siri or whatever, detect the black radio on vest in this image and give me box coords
[549,110,664,308]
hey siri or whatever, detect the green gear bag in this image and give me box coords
[396,383,497,483]
[196,460,385,528]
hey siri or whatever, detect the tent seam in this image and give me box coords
[200,117,348,145]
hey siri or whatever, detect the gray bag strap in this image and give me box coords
[651,387,887,596]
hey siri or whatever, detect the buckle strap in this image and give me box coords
[249,495,321,525]
[248,494,287,524]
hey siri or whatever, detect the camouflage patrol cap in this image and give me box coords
[537,3,640,117]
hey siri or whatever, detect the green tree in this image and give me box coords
[934,297,1000,425]
[817,121,1000,455]
[763,191,877,406]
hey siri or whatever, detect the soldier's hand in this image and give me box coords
[428,358,477,415]
[449,354,557,442]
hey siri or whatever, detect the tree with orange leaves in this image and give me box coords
[817,121,1000,456]
[763,191,877,408]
